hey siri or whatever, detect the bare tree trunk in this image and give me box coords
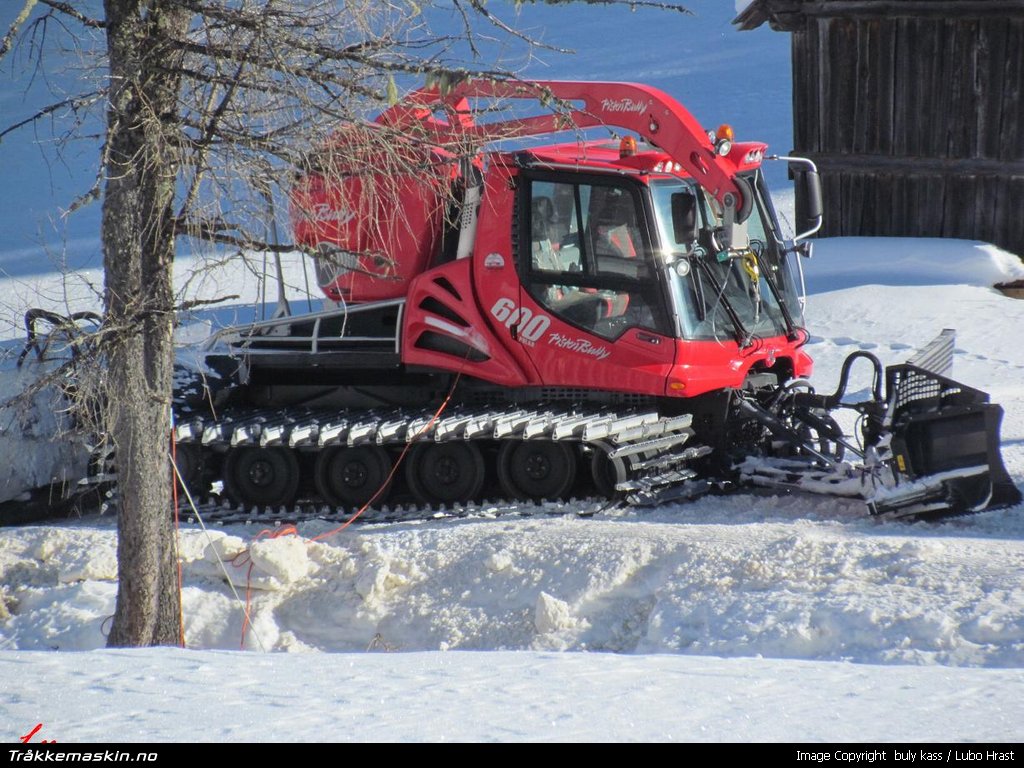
[104,0,188,647]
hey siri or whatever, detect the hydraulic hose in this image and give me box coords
[792,350,883,410]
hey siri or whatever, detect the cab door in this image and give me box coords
[512,172,677,398]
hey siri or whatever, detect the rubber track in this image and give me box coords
[177,495,613,528]
[173,402,711,506]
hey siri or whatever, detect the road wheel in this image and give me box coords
[314,445,392,509]
[172,443,206,497]
[497,440,576,501]
[223,447,300,508]
[405,442,485,505]
[590,443,628,498]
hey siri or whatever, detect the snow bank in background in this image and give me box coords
[5,234,1017,344]
[802,283,1024,432]
[804,237,1024,294]
[0,248,319,342]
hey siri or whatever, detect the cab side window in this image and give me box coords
[524,179,668,340]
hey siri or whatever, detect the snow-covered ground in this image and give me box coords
[3,0,1024,746]
[4,649,1023,743]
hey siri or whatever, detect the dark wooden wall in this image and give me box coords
[737,0,1024,258]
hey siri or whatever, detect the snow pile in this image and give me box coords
[2,493,1024,741]
[4,509,1024,670]
[804,237,1024,294]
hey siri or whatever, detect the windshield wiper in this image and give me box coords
[693,257,752,348]
[748,246,799,341]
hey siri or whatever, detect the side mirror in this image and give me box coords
[670,191,698,246]
[771,155,824,242]
[796,167,823,232]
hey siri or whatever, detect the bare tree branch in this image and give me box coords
[37,0,106,28]
[175,6,264,221]
[0,90,106,142]
[176,294,240,311]
[0,0,39,63]
[466,0,574,54]
[531,0,691,13]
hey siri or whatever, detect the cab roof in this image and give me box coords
[514,139,681,176]
[494,137,767,179]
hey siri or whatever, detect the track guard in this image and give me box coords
[884,364,1021,514]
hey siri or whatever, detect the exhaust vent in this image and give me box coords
[418,296,469,327]
[414,331,489,363]
[433,277,461,300]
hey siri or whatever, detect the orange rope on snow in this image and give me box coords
[232,525,298,649]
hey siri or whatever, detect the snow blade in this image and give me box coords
[881,364,1021,515]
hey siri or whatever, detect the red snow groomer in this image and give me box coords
[169,80,1019,519]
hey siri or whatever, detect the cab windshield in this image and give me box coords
[650,172,803,344]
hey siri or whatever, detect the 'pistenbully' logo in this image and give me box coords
[600,98,648,114]
[304,202,356,225]
[547,332,611,361]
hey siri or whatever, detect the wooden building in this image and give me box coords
[736,0,1024,258]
